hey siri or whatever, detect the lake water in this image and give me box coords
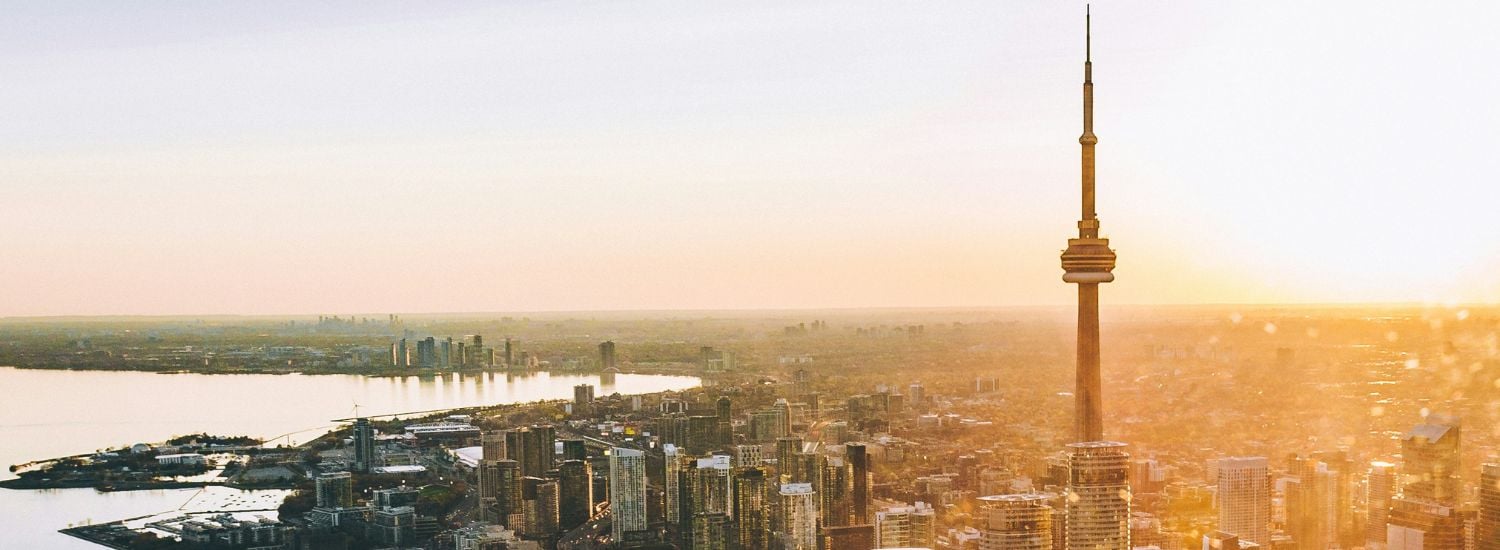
[0,367,700,548]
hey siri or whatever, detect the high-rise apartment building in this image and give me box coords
[574,384,595,416]
[599,340,617,370]
[1368,461,1397,549]
[481,432,505,462]
[978,494,1053,550]
[665,444,686,524]
[1065,441,1131,550]
[875,502,935,549]
[779,483,819,550]
[1217,457,1270,546]
[610,448,648,543]
[315,472,353,509]
[352,417,375,473]
[735,467,771,550]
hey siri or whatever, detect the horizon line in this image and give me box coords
[0,300,1485,321]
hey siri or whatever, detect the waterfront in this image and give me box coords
[0,366,701,548]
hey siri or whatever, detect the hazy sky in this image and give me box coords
[2,1,1497,316]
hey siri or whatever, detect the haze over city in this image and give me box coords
[3,1,1498,316]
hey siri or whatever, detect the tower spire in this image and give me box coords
[1060,5,1116,443]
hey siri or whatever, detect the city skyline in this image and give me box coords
[3,2,1500,316]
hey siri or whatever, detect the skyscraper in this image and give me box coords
[735,467,771,550]
[599,340,617,370]
[1065,441,1131,550]
[779,483,819,550]
[1368,461,1397,549]
[481,431,505,462]
[352,417,375,473]
[978,494,1053,550]
[1217,457,1271,546]
[717,396,733,447]
[558,459,594,531]
[1401,414,1462,505]
[1058,4,1117,444]
[776,436,804,483]
[847,443,872,526]
[480,459,522,527]
[610,447,648,544]
[574,384,595,416]
[1479,463,1500,550]
[665,444,686,525]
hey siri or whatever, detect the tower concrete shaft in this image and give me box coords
[1060,6,1116,443]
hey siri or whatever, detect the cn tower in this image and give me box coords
[1060,6,1117,443]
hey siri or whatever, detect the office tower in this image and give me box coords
[665,444,686,524]
[599,340,617,370]
[397,338,409,368]
[504,337,514,366]
[457,342,466,367]
[1065,441,1131,550]
[315,472,353,509]
[717,396,733,446]
[793,368,811,396]
[875,502,936,549]
[1479,464,1500,550]
[559,459,594,531]
[1369,461,1397,549]
[562,439,587,462]
[736,444,764,470]
[441,336,452,368]
[574,384,595,416]
[779,483,819,550]
[1402,415,1462,506]
[777,437,804,483]
[1059,5,1117,443]
[735,468,771,550]
[482,432,506,462]
[610,448,648,543]
[1217,457,1271,546]
[352,417,375,473]
[1387,497,1463,550]
[848,443,872,525]
[978,495,1052,550]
